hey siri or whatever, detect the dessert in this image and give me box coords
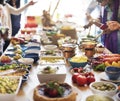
[33,81,77,101]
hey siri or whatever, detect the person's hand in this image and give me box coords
[28,0,37,6]
[102,28,111,34]
[106,21,120,31]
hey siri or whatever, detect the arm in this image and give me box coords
[86,0,98,14]
[6,0,36,15]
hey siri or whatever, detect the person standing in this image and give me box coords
[85,0,120,54]
[0,0,36,51]
[97,0,120,54]
[7,0,21,36]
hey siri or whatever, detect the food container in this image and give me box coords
[39,56,66,65]
[84,48,95,58]
[40,50,63,57]
[68,56,88,68]
[0,76,22,101]
[37,65,66,83]
[61,44,76,58]
[89,81,118,97]
[43,45,57,50]
[86,94,114,101]
[80,40,97,58]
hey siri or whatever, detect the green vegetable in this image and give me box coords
[94,63,106,71]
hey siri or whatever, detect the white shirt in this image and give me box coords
[1,2,30,38]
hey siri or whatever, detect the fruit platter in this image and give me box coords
[90,54,120,71]
[71,67,95,86]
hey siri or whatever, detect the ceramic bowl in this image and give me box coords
[86,94,114,101]
[25,49,40,54]
[24,53,39,63]
[89,81,118,97]
[44,45,57,50]
[68,57,88,68]
[18,58,34,65]
[37,65,66,83]
[116,91,120,101]
[105,66,120,80]
[26,46,40,50]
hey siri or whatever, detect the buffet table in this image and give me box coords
[0,28,118,101]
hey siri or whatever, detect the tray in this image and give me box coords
[40,50,63,57]
[39,56,66,65]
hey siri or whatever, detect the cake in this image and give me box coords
[33,81,77,101]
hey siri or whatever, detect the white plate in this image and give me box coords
[27,86,81,101]
[44,45,57,50]
[99,72,120,83]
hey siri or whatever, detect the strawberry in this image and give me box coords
[49,89,58,97]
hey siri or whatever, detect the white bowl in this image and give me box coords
[89,81,118,97]
[86,94,114,101]
[18,58,34,65]
[44,45,57,50]
[25,42,40,47]
[37,65,66,83]
[0,76,22,101]
[116,92,120,100]
[25,49,40,54]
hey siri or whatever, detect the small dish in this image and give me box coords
[44,45,57,50]
[18,58,34,65]
[25,49,40,54]
[99,72,120,84]
[40,50,63,57]
[37,65,66,83]
[105,66,120,80]
[89,81,118,97]
[116,91,120,101]
[86,94,114,101]
[26,46,40,50]
[25,42,40,47]
[5,53,15,57]
[24,53,39,63]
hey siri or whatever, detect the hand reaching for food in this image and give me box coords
[102,21,120,34]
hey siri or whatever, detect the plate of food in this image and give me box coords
[40,50,63,57]
[39,56,66,65]
[27,81,82,101]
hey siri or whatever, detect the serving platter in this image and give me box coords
[0,76,22,101]
[40,50,63,57]
[39,56,66,65]
[27,86,82,101]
